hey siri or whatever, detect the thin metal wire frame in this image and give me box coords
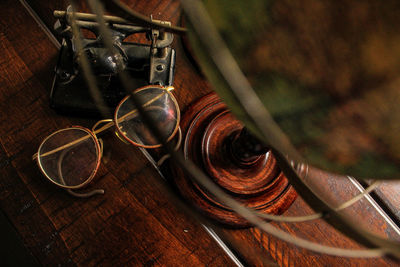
[36,126,102,191]
[36,85,179,159]
[55,125,106,198]
[34,85,181,196]
[114,85,180,149]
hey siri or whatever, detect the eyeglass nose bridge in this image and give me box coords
[114,129,131,144]
[56,140,104,198]
[92,119,113,134]
[32,149,104,198]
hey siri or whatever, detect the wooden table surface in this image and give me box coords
[1,0,400,266]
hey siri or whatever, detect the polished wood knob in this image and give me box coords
[170,92,297,227]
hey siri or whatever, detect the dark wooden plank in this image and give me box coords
[3,0,400,266]
[0,0,234,266]
[0,138,74,266]
[222,167,400,266]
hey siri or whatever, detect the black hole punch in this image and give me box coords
[156,64,165,71]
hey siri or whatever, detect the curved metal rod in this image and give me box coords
[179,0,400,257]
[157,126,183,166]
[57,140,104,198]
[36,89,173,158]
[256,180,381,223]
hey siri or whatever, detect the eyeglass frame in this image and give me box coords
[33,85,181,197]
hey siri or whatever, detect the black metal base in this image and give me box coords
[50,43,146,118]
[50,42,175,118]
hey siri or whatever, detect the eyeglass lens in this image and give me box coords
[37,128,100,187]
[115,87,179,147]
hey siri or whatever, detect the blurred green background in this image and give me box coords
[200,0,400,178]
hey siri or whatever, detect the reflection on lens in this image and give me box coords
[37,127,100,188]
[115,86,180,148]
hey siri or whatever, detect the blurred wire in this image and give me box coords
[73,0,400,259]
[180,0,400,258]
[69,0,111,118]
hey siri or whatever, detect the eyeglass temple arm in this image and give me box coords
[33,152,105,198]
[57,139,105,198]
[157,126,182,166]
[65,138,105,198]
[66,188,104,198]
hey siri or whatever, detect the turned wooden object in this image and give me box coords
[171,92,297,227]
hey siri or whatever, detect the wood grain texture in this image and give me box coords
[220,167,400,266]
[0,0,233,266]
[170,92,296,227]
[1,0,400,266]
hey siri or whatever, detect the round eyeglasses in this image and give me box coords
[33,85,180,197]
